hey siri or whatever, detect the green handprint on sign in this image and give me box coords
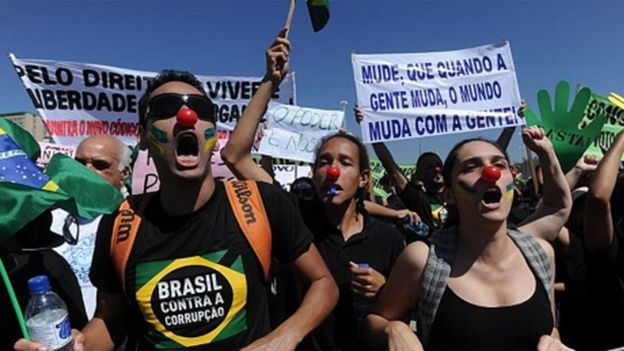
[525,80,607,173]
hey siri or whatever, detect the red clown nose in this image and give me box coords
[176,108,198,127]
[433,166,442,174]
[481,165,501,184]
[327,166,340,181]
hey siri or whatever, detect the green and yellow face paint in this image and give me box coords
[204,128,217,153]
[457,180,515,203]
[457,180,478,201]
[505,181,514,201]
[147,125,168,156]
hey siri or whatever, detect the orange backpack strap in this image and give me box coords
[224,180,272,281]
[110,195,150,292]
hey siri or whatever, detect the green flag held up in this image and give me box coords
[306,0,330,32]
[0,117,123,238]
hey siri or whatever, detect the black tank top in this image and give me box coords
[428,277,553,350]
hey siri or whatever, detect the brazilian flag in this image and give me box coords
[0,117,123,238]
[306,0,330,32]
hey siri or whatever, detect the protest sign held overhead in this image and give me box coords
[579,91,624,159]
[9,54,296,147]
[525,81,607,173]
[369,159,416,198]
[351,42,523,143]
[258,102,344,163]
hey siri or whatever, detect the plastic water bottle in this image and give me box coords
[402,216,429,238]
[352,263,374,340]
[25,275,73,351]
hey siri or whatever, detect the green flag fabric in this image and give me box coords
[306,0,330,32]
[0,117,123,238]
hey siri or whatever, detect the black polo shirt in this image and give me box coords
[298,197,405,350]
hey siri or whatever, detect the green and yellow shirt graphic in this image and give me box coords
[135,250,247,348]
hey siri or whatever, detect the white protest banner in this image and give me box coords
[9,54,296,147]
[351,42,522,143]
[259,102,344,163]
[36,142,75,168]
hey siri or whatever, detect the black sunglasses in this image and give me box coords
[75,158,112,171]
[146,93,215,123]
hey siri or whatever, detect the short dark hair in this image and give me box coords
[416,152,441,170]
[138,69,208,127]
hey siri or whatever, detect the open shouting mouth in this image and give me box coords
[481,186,503,208]
[175,132,199,168]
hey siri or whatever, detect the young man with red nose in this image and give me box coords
[79,31,338,351]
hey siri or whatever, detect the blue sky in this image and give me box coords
[1,0,623,164]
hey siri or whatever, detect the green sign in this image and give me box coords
[579,92,624,159]
[525,81,606,173]
[369,159,416,198]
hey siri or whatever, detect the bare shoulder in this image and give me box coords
[399,241,430,272]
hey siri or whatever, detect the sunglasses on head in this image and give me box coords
[75,157,112,171]
[146,93,215,123]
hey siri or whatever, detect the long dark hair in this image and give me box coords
[313,133,370,214]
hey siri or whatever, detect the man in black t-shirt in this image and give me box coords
[80,30,337,351]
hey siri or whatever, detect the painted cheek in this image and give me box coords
[204,128,217,153]
[147,136,166,156]
[505,181,515,201]
[149,125,169,143]
[456,180,478,201]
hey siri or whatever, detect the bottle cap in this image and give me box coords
[27,275,51,295]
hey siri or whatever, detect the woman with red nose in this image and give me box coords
[366,127,573,351]
[302,132,405,350]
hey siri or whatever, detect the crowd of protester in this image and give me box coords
[3,29,624,351]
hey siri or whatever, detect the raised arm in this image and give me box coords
[564,154,599,190]
[365,241,428,350]
[584,129,624,255]
[518,127,572,241]
[495,100,526,151]
[221,28,290,183]
[353,106,408,191]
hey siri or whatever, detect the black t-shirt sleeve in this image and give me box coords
[399,183,427,212]
[89,212,123,294]
[258,182,313,263]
